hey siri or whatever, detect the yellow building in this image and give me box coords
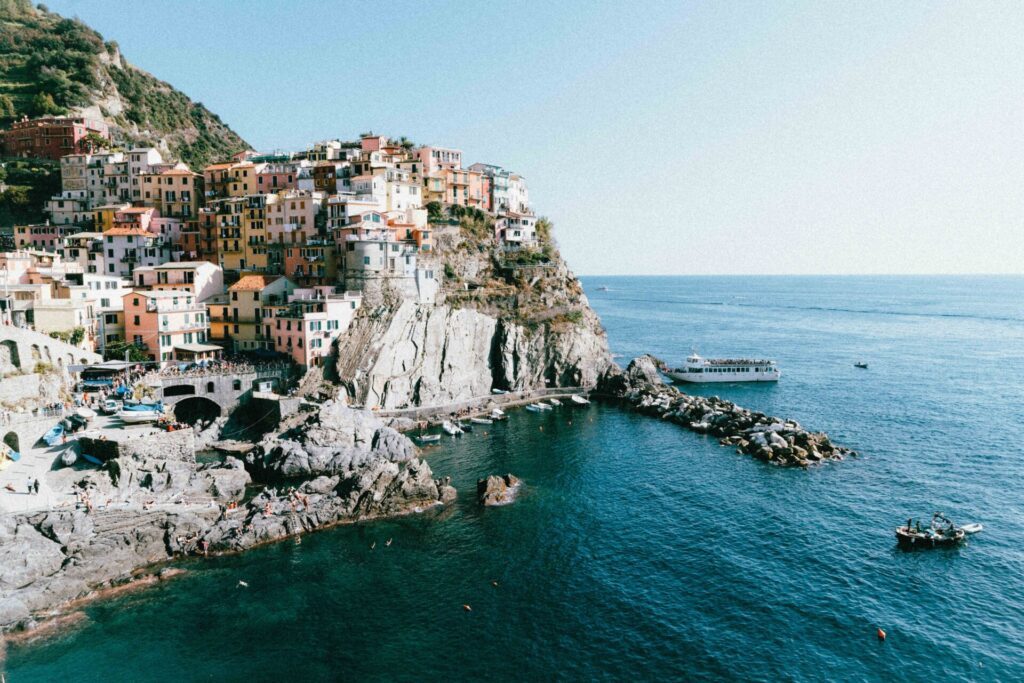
[209,274,295,352]
[92,203,131,232]
[140,166,204,219]
[242,194,269,272]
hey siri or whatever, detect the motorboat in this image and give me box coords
[524,404,543,413]
[534,402,553,411]
[489,409,508,421]
[548,398,562,406]
[42,423,65,446]
[491,389,508,395]
[570,394,591,406]
[118,401,164,424]
[441,421,463,436]
[960,523,984,535]
[854,362,869,369]
[470,417,493,425]
[896,512,972,548]
[417,434,442,444]
[61,450,78,467]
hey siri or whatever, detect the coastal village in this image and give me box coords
[0,114,550,509]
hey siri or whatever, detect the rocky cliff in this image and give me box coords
[334,221,613,410]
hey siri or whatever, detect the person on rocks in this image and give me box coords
[33,479,40,495]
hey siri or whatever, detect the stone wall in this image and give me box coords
[80,428,195,463]
[0,325,101,372]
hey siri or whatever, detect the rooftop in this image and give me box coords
[230,274,282,292]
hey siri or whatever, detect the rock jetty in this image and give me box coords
[0,402,454,634]
[477,474,522,506]
[598,356,855,467]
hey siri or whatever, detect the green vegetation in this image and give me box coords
[535,217,553,244]
[0,0,248,168]
[0,158,60,225]
[48,326,85,346]
[103,339,149,363]
[443,262,457,281]
[32,361,54,374]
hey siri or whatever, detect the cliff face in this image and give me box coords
[334,226,613,410]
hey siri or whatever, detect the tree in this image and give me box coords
[0,94,15,119]
[78,131,109,153]
[103,340,149,363]
[30,92,61,116]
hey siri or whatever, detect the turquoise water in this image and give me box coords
[6,276,1024,681]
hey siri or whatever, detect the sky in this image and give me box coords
[46,0,1024,275]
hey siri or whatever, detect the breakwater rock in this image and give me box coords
[598,356,855,467]
[0,405,454,634]
[477,473,521,506]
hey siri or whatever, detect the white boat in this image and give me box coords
[117,405,164,423]
[417,434,442,444]
[548,398,562,406]
[570,395,590,406]
[441,421,463,436]
[524,404,543,413]
[667,352,780,383]
[489,409,508,421]
[960,523,983,535]
[470,417,493,425]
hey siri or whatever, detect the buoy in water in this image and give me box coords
[491,580,499,588]
[463,604,472,612]
[237,580,249,588]
[877,628,886,641]
[386,538,392,547]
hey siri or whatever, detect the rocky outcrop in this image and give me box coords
[0,404,454,633]
[477,474,522,506]
[334,245,613,411]
[599,356,856,467]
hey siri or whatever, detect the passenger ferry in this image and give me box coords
[666,352,780,383]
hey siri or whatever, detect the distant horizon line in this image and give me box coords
[576,272,1024,278]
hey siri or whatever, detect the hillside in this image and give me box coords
[0,0,248,169]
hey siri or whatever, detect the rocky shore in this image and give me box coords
[0,402,454,634]
[598,356,855,467]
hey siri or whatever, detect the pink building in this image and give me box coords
[269,288,361,368]
[113,206,157,232]
[256,163,302,194]
[418,146,463,176]
[122,289,212,363]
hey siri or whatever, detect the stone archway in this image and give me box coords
[163,383,196,398]
[172,396,222,425]
[0,340,20,371]
[3,431,19,453]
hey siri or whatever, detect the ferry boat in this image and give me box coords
[667,352,780,383]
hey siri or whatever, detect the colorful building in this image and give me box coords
[209,274,295,352]
[0,116,110,161]
[122,289,211,363]
[269,287,361,367]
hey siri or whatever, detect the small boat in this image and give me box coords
[441,421,463,436]
[896,512,967,549]
[2,446,20,463]
[61,451,78,467]
[459,422,473,433]
[470,417,493,425]
[596,286,609,291]
[960,523,984,535]
[81,453,103,466]
[489,410,508,421]
[535,402,553,411]
[118,401,164,424]
[548,398,562,406]
[42,423,65,446]
[854,362,869,369]
[491,389,508,395]
[524,404,543,413]
[76,406,97,420]
[570,395,590,406]
[417,434,441,444]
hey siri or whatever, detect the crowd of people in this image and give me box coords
[153,358,293,379]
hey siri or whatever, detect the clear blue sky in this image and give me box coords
[48,0,1024,275]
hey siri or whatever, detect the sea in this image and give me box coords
[5,275,1024,682]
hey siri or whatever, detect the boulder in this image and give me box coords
[477,474,522,506]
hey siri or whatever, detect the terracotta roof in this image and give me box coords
[230,274,281,292]
[104,227,154,237]
[204,163,234,171]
